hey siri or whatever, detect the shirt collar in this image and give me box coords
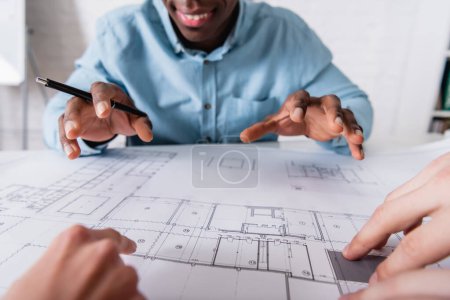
[151,0,249,61]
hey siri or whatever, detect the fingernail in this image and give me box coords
[130,240,137,252]
[241,134,250,144]
[369,272,378,285]
[335,117,344,127]
[96,102,108,116]
[355,129,363,137]
[64,121,76,135]
[293,107,303,121]
[120,238,136,252]
[64,144,73,156]
[343,244,349,256]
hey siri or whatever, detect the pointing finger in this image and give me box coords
[89,228,137,255]
[240,118,279,143]
[343,182,440,261]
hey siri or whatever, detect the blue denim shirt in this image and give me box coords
[43,0,373,155]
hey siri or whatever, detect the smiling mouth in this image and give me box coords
[175,10,214,28]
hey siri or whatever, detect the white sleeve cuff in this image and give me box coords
[78,138,108,156]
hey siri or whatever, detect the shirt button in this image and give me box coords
[204,103,212,110]
[204,60,210,65]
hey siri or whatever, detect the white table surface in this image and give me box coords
[0,133,447,159]
[258,133,447,153]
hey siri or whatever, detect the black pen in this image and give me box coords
[36,77,148,118]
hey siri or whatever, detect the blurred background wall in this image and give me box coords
[0,0,141,150]
[0,0,449,150]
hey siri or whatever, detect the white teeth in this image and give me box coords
[183,13,209,21]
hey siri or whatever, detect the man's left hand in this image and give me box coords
[240,90,365,160]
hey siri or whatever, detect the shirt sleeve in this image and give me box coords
[42,18,114,156]
[304,63,374,155]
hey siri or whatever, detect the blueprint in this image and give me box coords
[0,140,449,299]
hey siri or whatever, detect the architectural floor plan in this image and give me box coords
[100,197,398,295]
[0,142,449,299]
[286,160,380,195]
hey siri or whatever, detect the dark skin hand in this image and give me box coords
[240,91,365,160]
[59,82,153,160]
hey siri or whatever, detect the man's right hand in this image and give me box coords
[59,82,153,159]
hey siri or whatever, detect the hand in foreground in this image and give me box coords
[341,152,450,299]
[59,82,153,159]
[240,90,365,160]
[3,225,144,300]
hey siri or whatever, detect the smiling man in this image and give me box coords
[44,0,373,160]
